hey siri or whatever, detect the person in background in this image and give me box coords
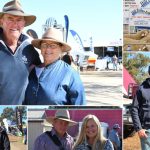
[62,52,73,65]
[0,0,41,104]
[23,125,27,145]
[126,45,131,51]
[24,28,86,105]
[130,66,150,150]
[75,55,81,72]
[0,125,10,150]
[34,110,77,150]
[104,54,111,70]
[62,52,78,71]
[108,124,121,150]
[73,114,114,150]
[112,55,118,71]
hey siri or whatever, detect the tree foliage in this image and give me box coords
[0,106,27,125]
[15,106,27,121]
[0,107,15,123]
[123,53,150,84]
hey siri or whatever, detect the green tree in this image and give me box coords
[0,106,27,125]
[15,106,27,121]
[0,107,15,123]
[123,53,150,84]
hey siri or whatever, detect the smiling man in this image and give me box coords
[0,0,41,104]
[33,110,77,150]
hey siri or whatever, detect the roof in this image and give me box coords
[28,109,45,120]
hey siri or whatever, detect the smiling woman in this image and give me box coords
[73,114,114,150]
[40,42,62,65]
[23,27,86,105]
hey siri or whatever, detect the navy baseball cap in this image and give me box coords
[113,124,120,129]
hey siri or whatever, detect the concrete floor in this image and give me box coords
[80,70,122,106]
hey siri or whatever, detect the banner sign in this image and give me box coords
[70,30,85,51]
[123,0,150,26]
[64,15,69,42]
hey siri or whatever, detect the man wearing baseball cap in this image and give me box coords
[33,110,77,150]
[0,0,41,104]
[131,65,150,150]
[108,124,121,150]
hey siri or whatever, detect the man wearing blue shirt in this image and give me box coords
[0,0,41,104]
[108,124,121,150]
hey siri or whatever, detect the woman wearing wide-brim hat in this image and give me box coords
[24,27,86,105]
[0,0,41,105]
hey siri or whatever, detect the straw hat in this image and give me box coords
[32,28,71,52]
[46,110,77,126]
[0,0,36,26]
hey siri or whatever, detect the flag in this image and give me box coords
[89,36,94,52]
[64,15,69,42]
[70,29,85,51]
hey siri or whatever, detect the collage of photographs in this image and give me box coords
[0,0,149,150]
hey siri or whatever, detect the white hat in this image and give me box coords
[32,28,71,52]
[46,110,77,126]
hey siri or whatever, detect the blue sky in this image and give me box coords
[0,106,16,114]
[0,0,122,46]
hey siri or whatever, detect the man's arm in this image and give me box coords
[137,129,148,138]
[130,89,143,131]
[68,72,86,105]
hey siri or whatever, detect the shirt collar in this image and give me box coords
[45,59,61,69]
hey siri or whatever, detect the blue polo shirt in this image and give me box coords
[24,60,86,105]
[0,29,41,104]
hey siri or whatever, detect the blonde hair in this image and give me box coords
[74,114,106,150]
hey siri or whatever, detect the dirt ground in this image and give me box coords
[123,132,141,150]
[8,134,27,150]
